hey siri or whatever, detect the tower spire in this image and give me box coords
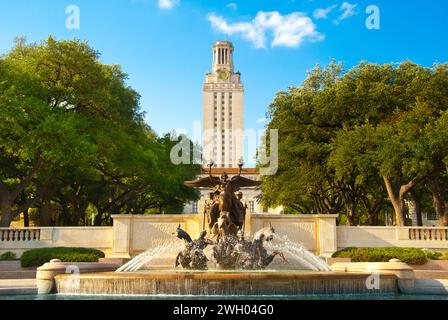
[212,41,234,74]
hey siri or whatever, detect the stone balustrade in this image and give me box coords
[0,227,113,257]
[337,226,448,250]
[408,227,448,241]
[0,228,41,242]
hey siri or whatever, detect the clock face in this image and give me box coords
[218,69,229,81]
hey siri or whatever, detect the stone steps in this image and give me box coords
[0,261,21,271]
[0,270,36,279]
[0,261,36,279]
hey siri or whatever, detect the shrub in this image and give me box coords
[332,247,428,265]
[423,249,442,260]
[0,251,17,261]
[20,247,105,268]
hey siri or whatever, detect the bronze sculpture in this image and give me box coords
[175,161,287,270]
[174,226,215,270]
[184,161,261,237]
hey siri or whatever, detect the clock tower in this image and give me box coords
[202,41,244,168]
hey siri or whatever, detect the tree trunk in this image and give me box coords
[0,153,42,227]
[23,209,30,227]
[345,204,355,226]
[0,196,15,227]
[383,176,421,227]
[430,180,448,226]
[409,190,422,226]
[39,200,53,226]
[367,212,379,226]
[383,177,405,226]
[94,209,103,226]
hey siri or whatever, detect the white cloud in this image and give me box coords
[226,2,238,10]
[256,117,267,124]
[207,11,324,49]
[334,2,358,23]
[158,0,179,10]
[313,5,337,19]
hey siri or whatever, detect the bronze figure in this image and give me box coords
[184,162,261,237]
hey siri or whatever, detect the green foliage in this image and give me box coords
[422,249,448,260]
[20,247,105,267]
[262,60,448,226]
[0,37,200,227]
[332,247,428,265]
[440,251,448,260]
[423,249,442,260]
[0,251,17,260]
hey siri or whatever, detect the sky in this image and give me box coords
[0,0,447,146]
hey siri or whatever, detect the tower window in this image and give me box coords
[192,201,198,213]
[248,201,255,213]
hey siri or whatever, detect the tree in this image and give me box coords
[0,37,201,227]
[329,125,387,225]
[262,60,448,226]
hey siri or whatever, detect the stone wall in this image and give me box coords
[0,227,113,257]
[337,226,448,250]
[110,214,338,258]
[2,215,448,259]
[110,214,199,258]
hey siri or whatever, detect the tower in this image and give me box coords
[202,41,244,168]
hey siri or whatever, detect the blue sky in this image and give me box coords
[0,0,447,140]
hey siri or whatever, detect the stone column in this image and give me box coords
[39,227,54,244]
[224,91,230,167]
[244,212,252,237]
[111,215,132,258]
[216,92,223,167]
[317,215,338,257]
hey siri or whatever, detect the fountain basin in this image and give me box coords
[54,270,399,296]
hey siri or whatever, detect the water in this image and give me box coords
[1,293,448,300]
[116,234,330,272]
[116,241,184,272]
[264,235,331,271]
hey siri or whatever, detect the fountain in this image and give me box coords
[115,161,329,273]
[50,163,401,296]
